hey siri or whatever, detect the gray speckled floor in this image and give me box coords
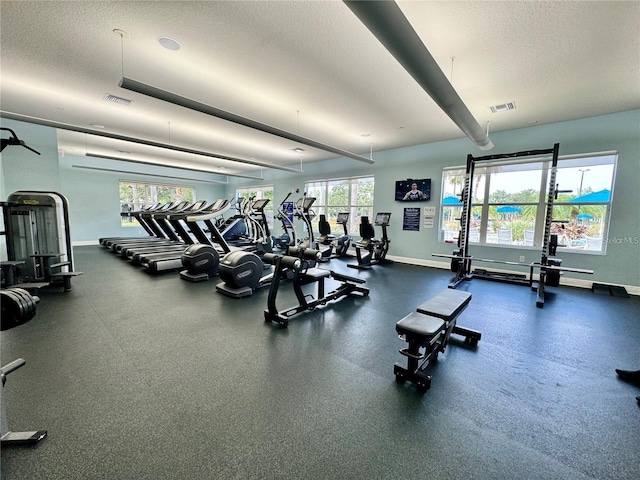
[1,245,639,479]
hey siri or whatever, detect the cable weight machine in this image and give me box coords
[433,143,593,307]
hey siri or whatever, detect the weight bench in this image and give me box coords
[394,289,481,392]
[263,250,369,327]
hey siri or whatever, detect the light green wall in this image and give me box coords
[1,110,638,287]
[56,153,225,242]
[0,118,60,198]
[227,110,640,288]
[1,118,225,243]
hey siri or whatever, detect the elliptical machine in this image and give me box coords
[273,191,297,251]
[293,194,317,250]
[348,213,392,270]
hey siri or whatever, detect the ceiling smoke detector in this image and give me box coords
[488,102,516,114]
[104,93,133,106]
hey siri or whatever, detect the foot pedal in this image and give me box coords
[1,429,47,445]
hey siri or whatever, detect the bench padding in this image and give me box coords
[396,312,445,337]
[416,289,472,321]
[302,267,331,280]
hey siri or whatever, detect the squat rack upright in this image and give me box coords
[434,143,593,307]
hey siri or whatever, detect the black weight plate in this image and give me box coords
[12,288,37,320]
[3,290,26,318]
[1,291,21,329]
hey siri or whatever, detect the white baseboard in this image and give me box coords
[73,240,100,246]
[386,254,639,296]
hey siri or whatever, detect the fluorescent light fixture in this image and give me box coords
[343,1,494,151]
[85,153,263,180]
[72,165,227,184]
[118,77,375,164]
[0,111,303,174]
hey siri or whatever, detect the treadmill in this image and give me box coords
[113,201,192,256]
[142,199,234,273]
[130,200,212,266]
[100,202,172,248]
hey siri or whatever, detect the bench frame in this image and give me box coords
[264,253,369,328]
[394,289,481,392]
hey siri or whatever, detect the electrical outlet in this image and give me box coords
[519,255,525,262]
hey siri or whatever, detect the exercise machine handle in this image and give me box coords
[287,246,322,261]
[262,253,302,270]
[1,358,26,386]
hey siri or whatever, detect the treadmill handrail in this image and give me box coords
[165,200,210,220]
[186,201,232,222]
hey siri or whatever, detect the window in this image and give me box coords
[305,176,375,235]
[235,185,274,230]
[440,152,616,254]
[119,181,195,227]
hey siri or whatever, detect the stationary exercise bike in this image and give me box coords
[316,213,352,259]
[348,213,392,270]
[314,214,334,262]
[332,212,352,257]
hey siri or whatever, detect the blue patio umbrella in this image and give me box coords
[569,189,611,203]
[496,205,522,213]
[443,196,462,205]
[577,213,594,220]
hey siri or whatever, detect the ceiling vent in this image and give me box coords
[488,101,516,114]
[104,93,133,106]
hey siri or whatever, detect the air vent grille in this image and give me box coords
[104,93,133,106]
[488,101,516,114]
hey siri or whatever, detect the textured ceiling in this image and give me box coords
[1,1,638,176]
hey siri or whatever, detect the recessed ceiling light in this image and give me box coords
[293,148,305,153]
[158,36,181,51]
[90,124,105,129]
[116,150,132,154]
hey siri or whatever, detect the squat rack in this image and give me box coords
[434,143,593,307]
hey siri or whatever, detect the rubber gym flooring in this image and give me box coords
[1,245,639,479]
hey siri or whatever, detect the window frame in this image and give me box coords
[304,175,375,236]
[119,180,195,228]
[440,151,617,254]
[235,184,275,230]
